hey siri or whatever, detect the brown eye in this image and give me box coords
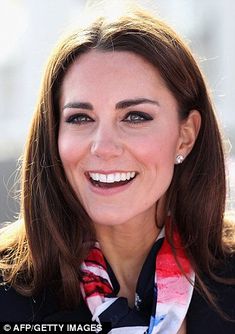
[66,113,94,124]
[123,111,153,123]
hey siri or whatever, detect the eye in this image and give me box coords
[66,113,94,125]
[123,111,153,123]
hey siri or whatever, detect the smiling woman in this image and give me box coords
[0,4,234,334]
[58,50,200,229]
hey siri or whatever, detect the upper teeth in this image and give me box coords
[88,172,136,183]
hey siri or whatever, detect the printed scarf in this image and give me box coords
[80,219,195,333]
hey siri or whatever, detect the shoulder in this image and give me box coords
[187,254,235,334]
[0,280,56,322]
[0,282,36,321]
[0,280,91,322]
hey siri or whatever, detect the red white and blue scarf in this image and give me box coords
[80,219,195,333]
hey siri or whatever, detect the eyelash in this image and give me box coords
[65,111,153,125]
[66,113,94,124]
[122,111,153,123]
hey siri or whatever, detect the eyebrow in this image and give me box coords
[62,102,93,110]
[62,98,160,111]
[115,98,160,109]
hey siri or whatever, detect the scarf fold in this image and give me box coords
[80,218,195,333]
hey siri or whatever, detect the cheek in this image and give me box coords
[57,135,85,192]
[58,135,74,169]
[58,134,86,197]
[131,131,178,168]
[58,132,86,168]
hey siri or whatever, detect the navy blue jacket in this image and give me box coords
[0,255,234,334]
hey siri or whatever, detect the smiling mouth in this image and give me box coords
[87,171,137,188]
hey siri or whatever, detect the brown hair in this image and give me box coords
[0,8,234,310]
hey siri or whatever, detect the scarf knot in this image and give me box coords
[80,219,195,333]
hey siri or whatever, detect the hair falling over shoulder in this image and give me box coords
[0,5,234,310]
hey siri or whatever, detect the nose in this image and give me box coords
[90,125,124,160]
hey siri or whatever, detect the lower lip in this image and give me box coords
[87,177,136,196]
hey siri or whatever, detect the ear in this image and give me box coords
[176,110,201,159]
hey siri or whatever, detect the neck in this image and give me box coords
[95,214,161,306]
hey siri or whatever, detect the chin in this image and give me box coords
[90,212,129,227]
[92,217,125,226]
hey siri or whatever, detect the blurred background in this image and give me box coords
[0,0,235,223]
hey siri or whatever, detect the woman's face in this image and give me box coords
[58,50,183,226]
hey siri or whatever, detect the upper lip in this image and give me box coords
[86,170,137,174]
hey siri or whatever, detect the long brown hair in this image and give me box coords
[0,8,234,309]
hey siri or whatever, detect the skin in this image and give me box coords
[58,50,201,317]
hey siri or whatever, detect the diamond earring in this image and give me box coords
[175,154,184,164]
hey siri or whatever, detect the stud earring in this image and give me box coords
[175,154,184,164]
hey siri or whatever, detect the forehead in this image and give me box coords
[59,50,176,109]
[62,49,165,86]
[66,49,158,74]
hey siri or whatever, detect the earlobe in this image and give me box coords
[177,110,201,158]
[175,154,184,164]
